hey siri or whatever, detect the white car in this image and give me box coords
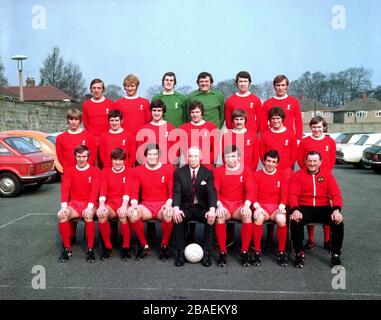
[336,133,381,168]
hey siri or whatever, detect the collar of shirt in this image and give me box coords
[189,165,200,178]
[235,91,251,98]
[76,164,90,171]
[145,162,163,171]
[273,94,289,100]
[162,90,175,95]
[109,128,124,134]
[68,128,84,135]
[91,96,105,103]
[112,166,125,174]
[310,133,326,141]
[124,95,139,100]
[262,168,277,175]
[232,128,247,134]
[270,127,287,133]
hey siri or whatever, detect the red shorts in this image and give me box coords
[106,199,123,213]
[221,200,244,215]
[259,203,278,216]
[140,201,166,219]
[68,200,88,218]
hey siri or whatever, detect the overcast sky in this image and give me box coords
[1,0,380,96]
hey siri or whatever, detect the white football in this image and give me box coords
[184,243,204,263]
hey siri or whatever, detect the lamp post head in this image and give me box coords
[12,55,28,71]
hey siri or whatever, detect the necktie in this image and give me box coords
[191,170,196,205]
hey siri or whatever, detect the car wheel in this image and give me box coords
[362,160,371,169]
[353,161,364,169]
[0,172,22,197]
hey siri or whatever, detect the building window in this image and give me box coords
[356,111,368,118]
[347,112,354,117]
[324,112,331,117]
[375,110,381,118]
[316,111,322,116]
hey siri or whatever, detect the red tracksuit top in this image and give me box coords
[112,96,151,136]
[253,168,291,205]
[225,92,262,133]
[213,165,255,203]
[222,129,259,172]
[260,95,303,141]
[288,168,342,210]
[99,129,136,168]
[56,130,97,170]
[82,97,114,140]
[61,165,100,204]
[260,128,297,170]
[297,135,336,172]
[99,167,134,202]
[131,164,174,202]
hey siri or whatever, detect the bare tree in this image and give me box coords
[145,85,162,100]
[60,62,86,101]
[256,81,274,101]
[215,79,236,98]
[39,46,65,87]
[176,85,193,95]
[0,57,8,86]
[104,84,124,101]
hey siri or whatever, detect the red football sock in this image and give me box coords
[59,221,71,249]
[70,220,77,238]
[120,221,131,248]
[161,220,173,246]
[130,220,148,246]
[98,221,112,249]
[277,225,288,252]
[253,224,263,252]
[241,223,253,252]
[323,225,331,242]
[215,223,227,253]
[85,221,95,249]
[307,225,315,242]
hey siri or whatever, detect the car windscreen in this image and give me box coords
[335,134,347,143]
[4,137,40,154]
[355,135,369,146]
[46,135,56,146]
[375,140,381,147]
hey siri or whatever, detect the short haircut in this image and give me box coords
[123,74,140,88]
[224,145,241,157]
[273,74,289,87]
[162,72,177,86]
[108,109,123,120]
[90,78,105,91]
[197,72,213,84]
[268,106,286,121]
[264,149,280,162]
[188,146,202,156]
[231,108,247,123]
[66,108,82,122]
[144,143,161,157]
[111,147,126,160]
[309,115,327,129]
[306,150,321,160]
[189,100,205,116]
[150,99,166,113]
[74,144,89,156]
[235,71,251,84]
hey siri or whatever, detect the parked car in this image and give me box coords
[326,132,342,140]
[336,133,381,168]
[1,130,63,181]
[0,134,56,197]
[362,140,381,173]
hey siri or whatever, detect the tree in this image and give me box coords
[256,81,273,101]
[215,79,236,99]
[176,85,193,95]
[145,85,162,100]
[39,46,65,87]
[104,84,124,100]
[0,57,8,86]
[60,61,86,101]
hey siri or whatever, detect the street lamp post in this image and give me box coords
[11,55,28,102]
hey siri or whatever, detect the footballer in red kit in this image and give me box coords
[128,144,175,261]
[57,145,100,263]
[225,71,262,133]
[99,109,136,168]
[213,145,255,267]
[96,148,134,261]
[260,75,303,142]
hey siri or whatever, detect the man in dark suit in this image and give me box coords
[172,146,217,266]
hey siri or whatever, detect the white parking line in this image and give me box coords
[0,284,380,298]
[0,213,56,229]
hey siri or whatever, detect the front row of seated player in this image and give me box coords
[57,144,344,268]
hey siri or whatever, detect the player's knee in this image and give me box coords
[276,214,286,226]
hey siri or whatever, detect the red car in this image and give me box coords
[0,133,56,197]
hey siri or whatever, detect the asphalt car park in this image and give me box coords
[0,164,380,300]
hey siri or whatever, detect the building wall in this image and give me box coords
[328,123,381,133]
[0,100,69,132]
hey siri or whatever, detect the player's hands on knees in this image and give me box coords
[117,205,128,218]
[173,206,185,223]
[57,208,69,220]
[205,208,216,225]
[97,203,108,219]
[277,203,286,215]
[331,209,343,224]
[127,201,138,219]
[241,203,252,219]
[290,210,303,222]
[216,202,226,219]
[83,206,94,220]
[163,199,173,219]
